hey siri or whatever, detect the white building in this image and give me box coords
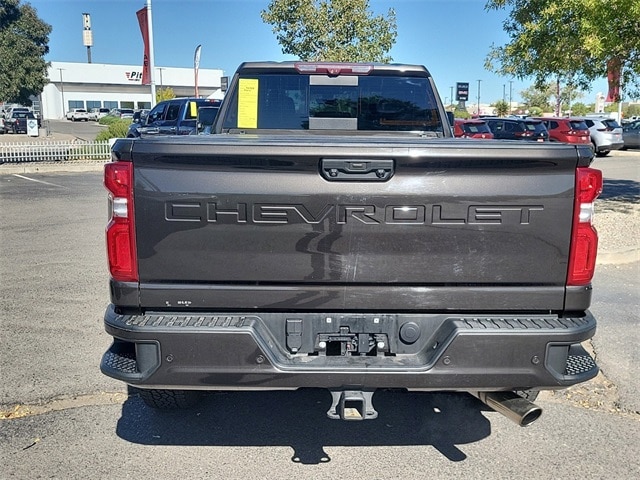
[41,61,224,120]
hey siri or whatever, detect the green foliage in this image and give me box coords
[520,84,554,111]
[570,102,590,116]
[454,107,471,119]
[626,104,640,117]
[95,119,131,141]
[0,0,52,105]
[493,100,510,116]
[527,106,543,116]
[261,0,397,62]
[98,115,120,126]
[485,0,640,99]
[156,87,175,102]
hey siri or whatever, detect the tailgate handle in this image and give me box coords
[321,159,394,181]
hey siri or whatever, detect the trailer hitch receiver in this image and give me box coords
[327,389,378,420]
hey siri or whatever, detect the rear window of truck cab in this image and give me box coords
[221,73,444,134]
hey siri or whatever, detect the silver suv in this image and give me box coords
[581,116,624,157]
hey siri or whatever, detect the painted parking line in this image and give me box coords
[12,174,67,188]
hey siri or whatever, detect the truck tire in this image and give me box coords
[129,387,202,409]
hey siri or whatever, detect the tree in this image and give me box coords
[520,84,554,112]
[0,0,51,105]
[484,0,640,100]
[493,100,510,117]
[570,102,590,116]
[261,0,397,62]
[156,87,175,103]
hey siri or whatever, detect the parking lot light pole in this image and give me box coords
[477,79,481,116]
[58,68,66,118]
[509,80,513,114]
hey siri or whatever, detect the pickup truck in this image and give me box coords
[126,97,221,137]
[3,111,37,134]
[101,61,602,426]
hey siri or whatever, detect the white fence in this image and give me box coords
[0,140,111,163]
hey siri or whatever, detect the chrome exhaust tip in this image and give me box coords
[474,391,543,427]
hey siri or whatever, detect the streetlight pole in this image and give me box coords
[477,79,481,117]
[503,84,506,103]
[450,86,454,107]
[58,68,65,118]
[509,80,513,115]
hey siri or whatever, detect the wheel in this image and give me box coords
[129,386,203,410]
[595,150,610,157]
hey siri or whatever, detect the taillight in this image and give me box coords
[104,161,138,282]
[568,167,603,285]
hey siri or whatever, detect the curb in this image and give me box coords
[597,248,640,265]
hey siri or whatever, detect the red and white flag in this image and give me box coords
[136,7,151,85]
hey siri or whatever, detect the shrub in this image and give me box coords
[95,119,131,141]
[98,115,119,126]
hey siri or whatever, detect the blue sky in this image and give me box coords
[27,0,610,105]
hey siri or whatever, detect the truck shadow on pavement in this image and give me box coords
[600,179,640,203]
[115,389,492,464]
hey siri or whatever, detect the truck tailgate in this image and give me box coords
[128,135,588,312]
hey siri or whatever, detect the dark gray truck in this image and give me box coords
[101,62,603,426]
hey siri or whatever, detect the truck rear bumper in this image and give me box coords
[101,304,598,391]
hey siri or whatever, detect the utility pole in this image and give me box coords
[477,79,482,117]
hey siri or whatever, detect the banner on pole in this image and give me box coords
[605,58,621,103]
[136,7,151,85]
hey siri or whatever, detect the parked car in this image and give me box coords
[622,119,640,150]
[0,116,4,134]
[88,107,110,121]
[4,111,36,133]
[127,98,220,137]
[579,116,624,157]
[453,118,494,139]
[484,117,549,142]
[531,117,590,144]
[66,108,90,121]
[108,108,135,119]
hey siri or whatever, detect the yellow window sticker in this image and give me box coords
[189,101,197,118]
[238,78,258,128]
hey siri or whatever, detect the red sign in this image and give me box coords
[136,7,151,85]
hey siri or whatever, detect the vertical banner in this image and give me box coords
[194,44,202,97]
[136,7,151,85]
[606,57,621,103]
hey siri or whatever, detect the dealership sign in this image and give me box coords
[456,82,469,102]
[125,72,144,82]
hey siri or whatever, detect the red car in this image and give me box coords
[532,117,590,144]
[454,119,494,139]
